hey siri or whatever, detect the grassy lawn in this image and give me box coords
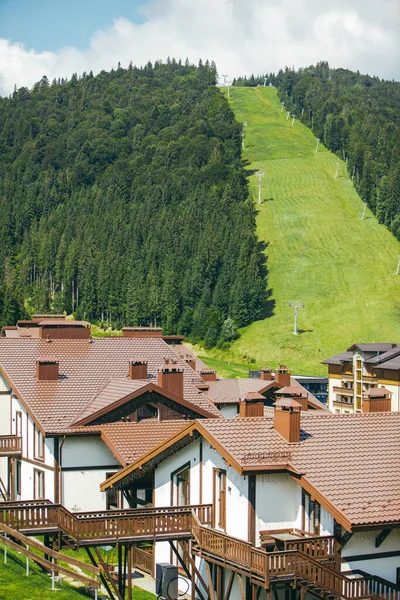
[0,545,155,600]
[201,86,400,375]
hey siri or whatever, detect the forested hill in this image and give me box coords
[235,63,400,239]
[0,61,265,345]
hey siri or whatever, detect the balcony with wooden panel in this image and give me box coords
[0,435,22,456]
[362,374,378,384]
[332,386,354,396]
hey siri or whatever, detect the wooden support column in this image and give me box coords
[169,541,207,600]
[53,438,60,503]
[117,544,123,598]
[216,565,223,600]
[127,545,133,600]
[205,561,216,600]
[223,571,235,600]
[9,457,15,501]
[237,574,246,600]
[248,474,256,545]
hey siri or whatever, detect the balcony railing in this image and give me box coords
[333,386,354,396]
[0,436,22,455]
[362,375,377,384]
[0,500,387,599]
[341,373,354,382]
[259,528,337,565]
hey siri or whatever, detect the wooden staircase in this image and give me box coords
[0,500,397,600]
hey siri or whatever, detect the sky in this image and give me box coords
[0,0,399,95]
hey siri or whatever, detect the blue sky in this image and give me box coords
[0,0,398,96]
[0,0,146,52]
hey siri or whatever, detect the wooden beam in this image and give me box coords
[93,546,123,600]
[340,531,354,549]
[85,547,117,600]
[1,535,99,588]
[375,528,393,548]
[205,561,216,600]
[237,573,246,600]
[127,545,132,600]
[0,523,99,574]
[216,565,222,600]
[169,541,207,600]
[248,475,256,545]
[223,571,235,600]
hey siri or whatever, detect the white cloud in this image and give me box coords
[0,0,399,95]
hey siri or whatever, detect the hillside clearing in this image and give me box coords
[201,86,400,375]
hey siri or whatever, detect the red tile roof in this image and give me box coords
[200,412,400,528]
[106,411,400,529]
[99,420,188,465]
[0,337,220,433]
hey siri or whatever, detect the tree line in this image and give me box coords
[0,60,266,348]
[234,63,400,239]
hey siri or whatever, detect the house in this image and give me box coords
[323,343,400,413]
[0,320,221,511]
[102,398,400,595]
[206,365,328,417]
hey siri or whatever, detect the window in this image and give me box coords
[213,469,226,531]
[34,426,45,460]
[33,469,45,499]
[171,464,190,507]
[15,411,22,437]
[16,461,21,497]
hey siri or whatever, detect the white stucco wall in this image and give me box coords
[341,529,400,584]
[320,506,334,536]
[255,473,302,542]
[61,435,120,468]
[62,469,119,512]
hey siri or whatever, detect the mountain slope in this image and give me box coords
[215,86,400,374]
[0,63,264,340]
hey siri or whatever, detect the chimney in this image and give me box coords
[273,397,301,443]
[158,359,184,398]
[362,387,392,413]
[275,365,291,388]
[199,369,217,382]
[239,392,265,418]
[260,367,272,381]
[182,354,196,371]
[36,357,59,381]
[128,358,148,380]
[274,387,308,411]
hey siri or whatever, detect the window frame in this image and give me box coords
[34,425,45,461]
[33,469,45,500]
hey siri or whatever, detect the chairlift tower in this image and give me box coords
[396,256,400,276]
[221,74,230,98]
[242,122,248,149]
[315,138,320,153]
[289,302,304,335]
[335,163,340,179]
[291,115,296,126]
[281,102,285,112]
[257,172,265,205]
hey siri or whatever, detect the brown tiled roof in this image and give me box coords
[74,379,149,423]
[363,387,391,397]
[273,398,302,408]
[274,386,306,396]
[0,337,220,433]
[207,378,276,405]
[244,392,265,401]
[99,420,187,465]
[200,412,400,528]
[107,411,400,529]
[207,377,327,411]
[169,343,209,371]
[321,352,353,365]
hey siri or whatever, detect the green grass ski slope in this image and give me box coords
[206,86,400,375]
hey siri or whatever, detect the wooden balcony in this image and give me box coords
[333,386,354,396]
[0,501,391,600]
[362,375,377,384]
[259,528,337,566]
[0,435,22,456]
[341,373,354,382]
